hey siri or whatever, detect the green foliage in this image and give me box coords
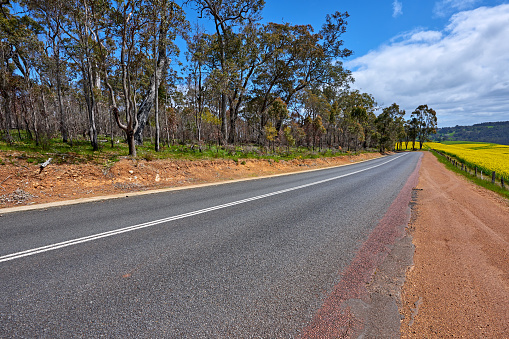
[283,126,295,148]
[268,98,289,122]
[312,115,326,135]
[412,104,437,149]
[202,109,221,126]
[432,121,509,145]
[375,103,405,152]
[0,131,364,164]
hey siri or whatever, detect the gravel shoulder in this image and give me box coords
[400,151,509,337]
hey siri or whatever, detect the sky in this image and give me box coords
[256,0,509,127]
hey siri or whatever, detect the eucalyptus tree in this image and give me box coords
[251,12,352,141]
[278,12,352,131]
[266,96,288,129]
[407,117,420,150]
[300,87,346,149]
[243,22,295,141]
[249,22,317,139]
[0,1,43,143]
[95,0,186,156]
[336,90,377,150]
[133,0,187,146]
[60,0,108,151]
[190,0,265,143]
[22,0,70,142]
[225,22,268,144]
[99,0,148,156]
[411,104,437,149]
[375,103,405,152]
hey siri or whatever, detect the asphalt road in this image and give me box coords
[0,152,421,338]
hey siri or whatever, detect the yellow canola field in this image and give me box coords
[425,142,509,179]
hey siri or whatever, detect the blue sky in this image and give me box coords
[257,0,509,127]
[262,0,446,57]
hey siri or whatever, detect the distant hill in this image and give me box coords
[432,121,509,145]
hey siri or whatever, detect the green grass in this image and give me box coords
[430,150,509,200]
[0,132,366,165]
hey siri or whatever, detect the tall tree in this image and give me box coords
[336,90,377,151]
[186,25,209,142]
[412,104,437,149]
[97,0,186,155]
[62,0,106,151]
[251,12,352,141]
[133,0,187,145]
[22,0,69,142]
[0,1,42,144]
[376,103,405,152]
[406,117,419,150]
[191,0,264,143]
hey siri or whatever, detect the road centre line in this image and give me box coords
[0,154,406,263]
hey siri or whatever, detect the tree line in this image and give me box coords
[433,121,509,145]
[0,0,437,156]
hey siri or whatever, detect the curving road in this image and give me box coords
[0,152,421,338]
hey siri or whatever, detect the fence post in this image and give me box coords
[492,171,496,184]
[475,167,477,177]
[502,177,505,189]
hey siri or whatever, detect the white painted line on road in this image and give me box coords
[0,154,406,263]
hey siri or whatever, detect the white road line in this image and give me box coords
[0,154,406,263]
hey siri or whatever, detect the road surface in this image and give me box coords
[0,152,421,338]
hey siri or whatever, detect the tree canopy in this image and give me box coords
[0,0,437,155]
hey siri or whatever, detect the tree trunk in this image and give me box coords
[1,91,12,143]
[55,41,68,143]
[228,99,238,144]
[220,94,227,144]
[154,58,160,152]
[127,129,136,157]
[56,73,67,143]
[134,18,169,145]
[83,65,98,151]
[27,90,39,146]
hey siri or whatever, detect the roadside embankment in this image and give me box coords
[0,152,382,210]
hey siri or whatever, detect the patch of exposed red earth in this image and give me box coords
[401,152,509,337]
[0,151,382,209]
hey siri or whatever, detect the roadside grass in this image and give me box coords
[0,132,369,165]
[429,150,509,200]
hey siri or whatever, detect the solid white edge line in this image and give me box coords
[0,154,406,263]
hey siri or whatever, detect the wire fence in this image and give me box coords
[432,150,507,190]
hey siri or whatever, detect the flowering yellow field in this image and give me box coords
[425,142,509,179]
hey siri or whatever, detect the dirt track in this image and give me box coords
[401,152,509,337]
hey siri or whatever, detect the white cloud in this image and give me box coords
[391,29,443,43]
[346,4,509,127]
[393,0,403,18]
[434,0,481,17]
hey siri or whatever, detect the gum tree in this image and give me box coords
[412,104,437,149]
[98,0,186,156]
[191,0,265,143]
